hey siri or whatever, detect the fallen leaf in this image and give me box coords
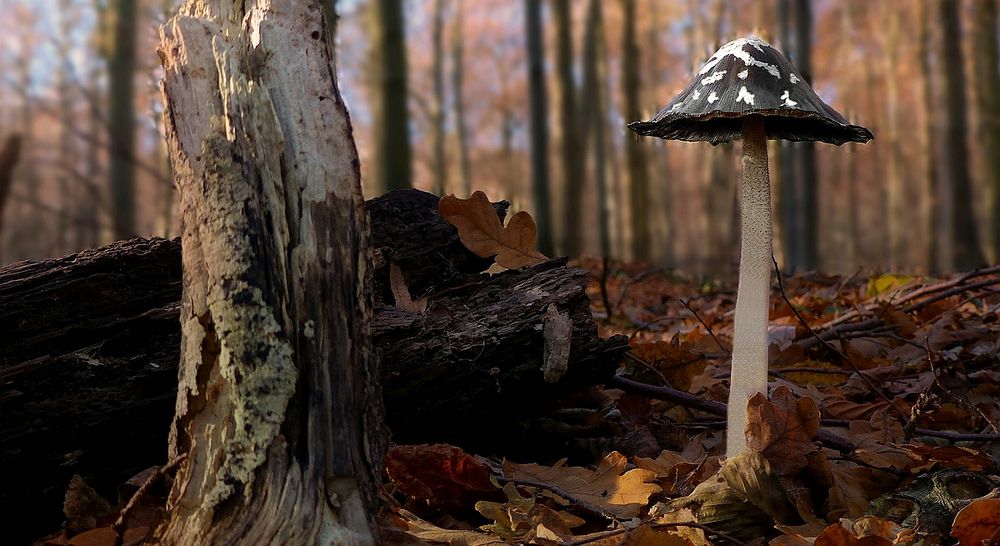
[385,444,499,512]
[390,263,428,313]
[951,498,1000,546]
[439,192,548,270]
[385,508,508,545]
[745,387,820,477]
[503,451,661,519]
[66,528,116,546]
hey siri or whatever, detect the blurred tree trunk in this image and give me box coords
[883,5,904,266]
[0,136,21,265]
[703,0,731,274]
[56,0,74,255]
[524,0,554,256]
[370,0,412,193]
[554,0,584,257]
[917,0,939,273]
[937,0,986,269]
[972,0,1000,262]
[583,0,610,260]
[792,0,817,270]
[15,22,39,255]
[107,0,137,239]
[155,1,382,544]
[621,0,650,262]
[645,1,674,266]
[776,0,798,269]
[451,1,472,195]
[430,0,447,196]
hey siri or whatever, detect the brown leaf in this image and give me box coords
[439,192,547,270]
[951,498,1000,546]
[745,386,820,477]
[389,263,428,313]
[503,451,661,519]
[66,528,117,546]
[385,444,498,512]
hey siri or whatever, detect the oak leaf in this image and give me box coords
[385,444,498,512]
[502,451,660,519]
[439,192,548,270]
[951,498,1000,546]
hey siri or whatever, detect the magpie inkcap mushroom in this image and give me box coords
[628,36,873,457]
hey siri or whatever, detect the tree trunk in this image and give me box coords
[582,0,610,260]
[553,0,583,257]
[883,4,904,266]
[156,2,382,543]
[776,0,798,270]
[108,0,137,240]
[431,0,448,196]
[938,0,986,270]
[972,0,1000,262]
[621,0,649,263]
[0,135,21,265]
[792,0,818,270]
[525,0,555,256]
[370,0,412,193]
[451,1,472,195]
[917,0,939,273]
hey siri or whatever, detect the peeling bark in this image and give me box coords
[155,1,381,543]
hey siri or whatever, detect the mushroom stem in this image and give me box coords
[727,115,772,457]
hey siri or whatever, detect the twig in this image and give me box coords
[496,476,616,521]
[923,338,999,434]
[772,255,909,423]
[608,375,855,452]
[566,521,749,546]
[112,453,188,545]
[679,298,730,356]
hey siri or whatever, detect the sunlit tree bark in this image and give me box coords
[155,1,383,543]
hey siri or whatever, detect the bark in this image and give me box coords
[0,135,22,265]
[451,1,472,195]
[971,0,1000,262]
[431,0,448,196]
[553,0,584,257]
[621,0,650,262]
[776,0,798,269]
[525,0,555,256]
[790,0,818,270]
[0,239,180,546]
[370,0,412,193]
[917,0,939,273]
[938,0,986,269]
[108,0,137,239]
[583,0,611,260]
[883,4,904,266]
[157,2,381,543]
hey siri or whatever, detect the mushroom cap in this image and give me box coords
[628,36,874,145]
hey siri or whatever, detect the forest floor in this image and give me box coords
[31,254,1000,546]
[381,258,1000,545]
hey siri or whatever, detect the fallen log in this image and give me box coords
[0,189,626,542]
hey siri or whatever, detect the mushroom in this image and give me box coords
[628,36,873,457]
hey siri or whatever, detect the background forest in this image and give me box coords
[1,0,998,276]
